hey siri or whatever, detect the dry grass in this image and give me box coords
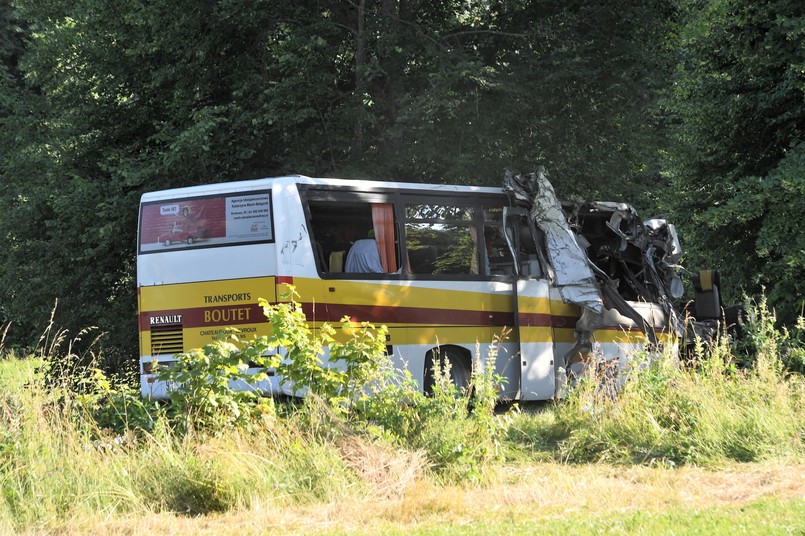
[50,462,805,535]
[336,435,426,500]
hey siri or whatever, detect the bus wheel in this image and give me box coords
[423,347,472,395]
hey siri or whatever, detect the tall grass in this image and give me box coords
[0,295,803,531]
[507,299,805,466]
[554,352,804,465]
[0,359,380,531]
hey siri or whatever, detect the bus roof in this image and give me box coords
[139,175,507,202]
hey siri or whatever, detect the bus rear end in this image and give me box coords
[137,180,281,398]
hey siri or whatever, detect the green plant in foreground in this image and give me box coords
[156,330,277,433]
[735,294,805,375]
[360,336,508,481]
[261,289,388,411]
[16,317,159,437]
[547,301,805,466]
[75,367,160,434]
[155,286,507,480]
[156,285,389,431]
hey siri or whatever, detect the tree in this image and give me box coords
[348,0,678,205]
[667,0,805,320]
[0,0,33,329]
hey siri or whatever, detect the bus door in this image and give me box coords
[504,207,558,400]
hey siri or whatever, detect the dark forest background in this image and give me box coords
[0,0,802,363]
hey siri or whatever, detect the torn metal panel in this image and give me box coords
[569,202,684,307]
[504,169,604,314]
[504,169,687,361]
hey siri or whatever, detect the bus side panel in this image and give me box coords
[290,277,520,398]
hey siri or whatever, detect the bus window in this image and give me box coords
[306,198,400,274]
[516,220,545,278]
[404,203,480,275]
[503,207,547,278]
[483,208,515,276]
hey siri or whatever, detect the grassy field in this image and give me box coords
[1,301,804,534]
[20,461,805,535]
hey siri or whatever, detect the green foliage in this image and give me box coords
[31,315,157,434]
[153,287,388,430]
[155,330,276,433]
[667,0,805,321]
[361,339,508,481]
[534,313,805,466]
[261,289,388,411]
[0,365,357,526]
[734,294,805,375]
[1,0,801,368]
[72,367,159,434]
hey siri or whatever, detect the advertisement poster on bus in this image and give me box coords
[139,191,273,253]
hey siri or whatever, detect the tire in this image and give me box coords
[187,237,195,245]
[164,239,172,246]
[423,347,472,395]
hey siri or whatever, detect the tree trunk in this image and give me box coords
[354,0,366,156]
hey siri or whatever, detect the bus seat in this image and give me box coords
[693,269,722,320]
[329,250,345,273]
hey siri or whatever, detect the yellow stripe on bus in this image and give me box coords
[515,295,554,315]
[140,277,277,311]
[516,326,554,342]
[292,278,517,313]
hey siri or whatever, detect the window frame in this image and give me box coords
[299,184,534,281]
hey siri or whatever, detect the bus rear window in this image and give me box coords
[139,190,274,254]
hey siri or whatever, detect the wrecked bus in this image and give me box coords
[137,172,717,400]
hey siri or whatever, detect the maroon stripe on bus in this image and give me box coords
[140,302,669,333]
[314,303,518,326]
[140,303,264,331]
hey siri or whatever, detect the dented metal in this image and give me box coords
[504,169,604,314]
[504,168,688,365]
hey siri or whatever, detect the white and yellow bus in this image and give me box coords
[137,175,677,400]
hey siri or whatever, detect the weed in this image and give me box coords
[544,302,805,465]
[0,321,10,356]
[360,334,508,482]
[155,330,277,433]
[261,289,388,411]
[731,294,805,375]
[154,286,389,432]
